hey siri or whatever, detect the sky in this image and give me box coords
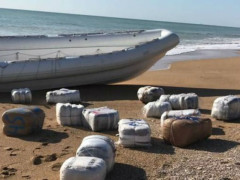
[0,0,239,28]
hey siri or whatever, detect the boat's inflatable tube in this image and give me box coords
[0,29,179,91]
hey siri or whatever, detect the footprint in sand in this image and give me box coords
[0,167,17,178]
[60,146,72,157]
[33,142,49,154]
[22,175,31,179]
[10,149,20,156]
[51,162,63,171]
[32,153,58,165]
[4,147,13,151]
[3,147,21,156]
[32,155,44,165]
[218,125,225,128]
[44,153,57,162]
[62,146,71,152]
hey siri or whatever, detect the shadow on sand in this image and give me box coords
[106,163,146,180]
[1,84,240,104]
[199,109,211,115]
[212,127,225,135]
[223,118,240,124]
[19,129,69,144]
[129,137,175,155]
[186,138,240,153]
[77,84,240,101]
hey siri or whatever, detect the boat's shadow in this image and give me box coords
[75,84,240,101]
[0,84,240,104]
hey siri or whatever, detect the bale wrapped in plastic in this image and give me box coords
[142,101,171,118]
[211,95,240,121]
[60,156,107,180]
[162,117,212,147]
[76,135,115,172]
[161,109,201,127]
[11,88,32,104]
[117,119,151,147]
[56,103,84,126]
[46,88,80,104]
[158,94,170,103]
[137,86,164,104]
[2,107,45,136]
[159,93,198,110]
[82,107,119,132]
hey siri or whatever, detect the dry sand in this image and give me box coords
[1,57,240,179]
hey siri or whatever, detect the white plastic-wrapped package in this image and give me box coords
[158,95,170,103]
[137,86,164,104]
[46,88,80,103]
[142,101,172,118]
[82,107,119,131]
[76,135,115,172]
[211,95,240,121]
[60,156,107,180]
[117,119,151,147]
[160,109,201,127]
[11,88,32,104]
[56,103,84,126]
[159,93,198,110]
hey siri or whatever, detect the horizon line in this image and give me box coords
[1,7,240,29]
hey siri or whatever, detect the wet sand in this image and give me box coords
[1,56,240,179]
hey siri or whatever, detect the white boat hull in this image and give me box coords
[0,29,179,92]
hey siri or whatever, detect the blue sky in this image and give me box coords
[0,0,239,27]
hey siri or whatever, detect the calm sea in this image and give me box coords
[0,8,240,56]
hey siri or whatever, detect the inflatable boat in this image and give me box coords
[0,29,179,92]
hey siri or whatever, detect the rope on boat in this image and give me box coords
[0,50,72,81]
[0,50,69,60]
[0,52,19,57]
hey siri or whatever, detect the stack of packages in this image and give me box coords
[138,86,199,120]
[54,90,119,179]
[159,93,212,147]
[138,86,212,147]
[51,88,119,132]
[60,135,115,180]
[52,88,84,127]
[56,105,119,132]
[138,86,171,118]
[158,93,199,126]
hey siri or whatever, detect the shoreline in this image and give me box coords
[120,56,240,89]
[150,49,240,70]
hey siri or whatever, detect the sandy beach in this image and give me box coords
[1,56,240,179]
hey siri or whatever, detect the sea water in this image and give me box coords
[0,8,240,69]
